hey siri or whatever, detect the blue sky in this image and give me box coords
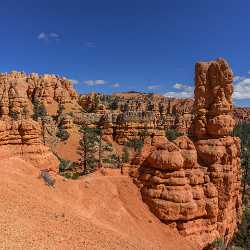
[1,0,250,106]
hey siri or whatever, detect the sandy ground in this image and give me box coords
[54,130,80,162]
[0,157,196,250]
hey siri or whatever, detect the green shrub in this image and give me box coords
[165,129,183,141]
[137,129,149,140]
[126,139,144,153]
[32,100,47,121]
[208,237,225,250]
[122,146,129,163]
[231,204,250,249]
[59,158,73,172]
[61,172,80,179]
[57,127,70,141]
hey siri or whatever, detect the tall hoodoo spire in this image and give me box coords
[136,58,242,249]
[193,58,235,138]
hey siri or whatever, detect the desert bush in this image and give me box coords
[122,146,129,163]
[59,158,73,172]
[207,237,225,250]
[137,129,149,140]
[126,139,144,153]
[32,100,47,121]
[61,172,80,179]
[231,203,250,249]
[165,129,183,141]
[56,127,70,141]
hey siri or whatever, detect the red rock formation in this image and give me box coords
[136,58,242,249]
[193,58,235,138]
[0,71,79,118]
[0,118,58,171]
[234,107,250,123]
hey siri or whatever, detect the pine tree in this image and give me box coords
[78,126,101,174]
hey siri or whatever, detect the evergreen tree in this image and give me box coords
[32,100,48,144]
[78,126,101,174]
[137,129,149,140]
[165,129,183,141]
[233,122,250,186]
[32,100,47,121]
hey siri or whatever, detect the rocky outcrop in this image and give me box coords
[0,71,80,171]
[0,118,58,171]
[136,58,242,249]
[0,71,79,118]
[234,107,250,123]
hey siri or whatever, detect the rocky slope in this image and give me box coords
[135,58,242,249]
[0,158,195,250]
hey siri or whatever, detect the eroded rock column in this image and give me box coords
[193,58,242,245]
[136,58,242,249]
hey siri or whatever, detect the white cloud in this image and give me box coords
[111,83,120,88]
[234,76,245,82]
[37,32,60,42]
[84,80,106,86]
[164,83,194,98]
[86,42,96,48]
[70,79,79,85]
[233,78,250,100]
[147,85,160,90]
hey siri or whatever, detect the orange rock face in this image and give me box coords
[193,58,234,138]
[0,71,78,118]
[0,71,81,171]
[136,58,242,249]
[0,119,58,171]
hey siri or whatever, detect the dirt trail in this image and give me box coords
[0,157,196,250]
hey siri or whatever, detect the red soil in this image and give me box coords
[0,157,196,250]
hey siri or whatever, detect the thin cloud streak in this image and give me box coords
[37,32,61,42]
[84,80,106,86]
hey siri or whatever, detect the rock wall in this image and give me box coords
[0,118,58,171]
[136,58,242,249]
[0,72,66,171]
[0,71,79,118]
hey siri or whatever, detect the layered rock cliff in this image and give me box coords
[0,119,58,171]
[136,58,242,249]
[0,72,81,171]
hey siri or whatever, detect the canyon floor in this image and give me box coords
[0,157,196,250]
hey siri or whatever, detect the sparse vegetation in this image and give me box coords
[165,129,183,141]
[137,129,149,140]
[78,126,101,174]
[61,172,80,179]
[126,139,144,153]
[59,158,74,172]
[56,126,70,141]
[231,204,250,249]
[32,100,47,121]
[231,122,250,250]
[233,122,250,186]
[122,146,129,163]
[108,96,119,110]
